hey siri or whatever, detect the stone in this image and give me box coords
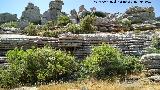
[42,0,64,24]
[18,19,29,29]
[0,13,17,24]
[148,75,160,82]
[78,5,88,18]
[124,6,155,24]
[90,7,96,12]
[21,3,41,24]
[70,9,79,23]
[141,54,160,74]
[131,24,156,30]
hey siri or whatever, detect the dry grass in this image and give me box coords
[39,79,160,90]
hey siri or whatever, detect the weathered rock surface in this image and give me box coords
[141,54,160,74]
[21,3,41,24]
[124,6,155,24]
[70,9,79,24]
[131,24,156,30]
[0,13,17,24]
[95,17,128,32]
[148,75,160,82]
[18,19,29,29]
[42,0,64,24]
[78,5,88,18]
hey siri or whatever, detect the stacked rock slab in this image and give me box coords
[124,6,155,24]
[21,3,41,24]
[0,31,153,59]
[141,54,160,74]
[95,17,128,32]
[0,13,17,24]
[42,0,64,24]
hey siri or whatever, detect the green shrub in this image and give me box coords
[147,35,160,53]
[80,15,97,33]
[66,23,81,34]
[81,43,143,79]
[66,15,97,34]
[94,11,106,18]
[57,15,71,26]
[41,29,66,37]
[0,47,78,88]
[23,23,38,36]
[0,21,18,28]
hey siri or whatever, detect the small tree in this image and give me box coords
[80,15,97,33]
[57,15,71,26]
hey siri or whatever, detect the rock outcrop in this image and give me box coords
[70,9,79,23]
[141,54,160,74]
[124,6,155,24]
[0,13,17,24]
[42,0,64,24]
[21,3,41,24]
[78,5,88,18]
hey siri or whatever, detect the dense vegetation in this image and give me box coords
[0,47,78,88]
[0,21,18,28]
[0,43,143,88]
[23,15,97,37]
[81,43,142,79]
[147,34,160,53]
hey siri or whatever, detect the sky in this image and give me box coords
[0,0,159,18]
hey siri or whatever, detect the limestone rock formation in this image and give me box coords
[78,5,88,18]
[21,3,41,24]
[18,19,29,29]
[42,0,64,24]
[70,9,79,23]
[131,24,156,30]
[90,7,96,13]
[0,13,17,24]
[124,6,155,24]
[141,54,160,74]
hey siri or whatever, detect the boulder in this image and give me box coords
[21,3,41,24]
[141,54,160,74]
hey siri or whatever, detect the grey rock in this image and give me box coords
[124,6,155,24]
[148,75,160,82]
[70,9,79,23]
[42,0,64,24]
[131,24,156,30]
[21,3,41,24]
[78,5,88,18]
[18,19,29,29]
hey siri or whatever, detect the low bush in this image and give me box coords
[66,15,97,34]
[23,23,38,36]
[0,21,18,28]
[57,15,71,26]
[81,43,143,79]
[0,47,78,88]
